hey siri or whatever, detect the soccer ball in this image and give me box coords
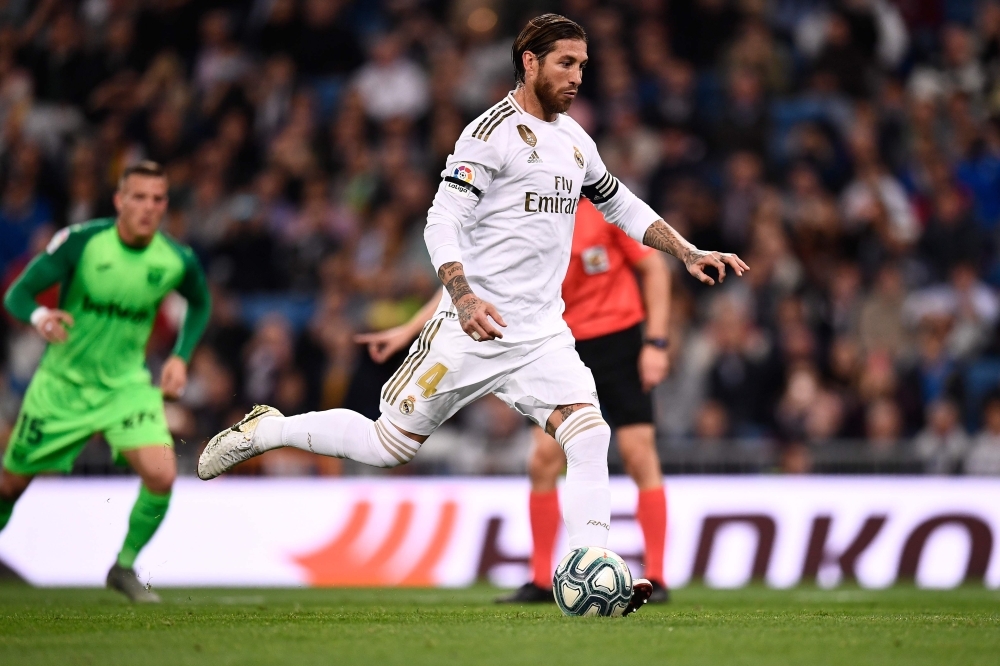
[552,546,633,617]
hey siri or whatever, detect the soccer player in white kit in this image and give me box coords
[198,14,747,613]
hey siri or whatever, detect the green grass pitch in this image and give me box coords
[1,584,998,665]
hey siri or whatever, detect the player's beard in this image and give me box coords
[533,72,575,116]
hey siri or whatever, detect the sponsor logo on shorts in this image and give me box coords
[121,410,159,429]
[400,396,416,415]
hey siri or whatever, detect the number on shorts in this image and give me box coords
[416,363,448,398]
[15,413,44,446]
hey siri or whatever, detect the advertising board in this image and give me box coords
[1,477,998,589]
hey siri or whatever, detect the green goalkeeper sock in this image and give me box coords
[0,497,13,532]
[117,486,171,569]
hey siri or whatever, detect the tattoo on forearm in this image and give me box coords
[439,261,474,303]
[438,261,477,325]
[642,220,707,266]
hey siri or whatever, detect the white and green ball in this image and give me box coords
[552,546,633,617]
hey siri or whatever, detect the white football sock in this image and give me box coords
[253,410,420,468]
[555,406,611,549]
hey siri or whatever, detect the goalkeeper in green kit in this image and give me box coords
[0,161,210,602]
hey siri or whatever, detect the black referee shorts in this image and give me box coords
[574,324,654,428]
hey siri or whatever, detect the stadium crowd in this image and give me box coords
[2,0,1000,476]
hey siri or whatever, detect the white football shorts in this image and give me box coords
[379,313,600,435]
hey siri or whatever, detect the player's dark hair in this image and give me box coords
[118,160,166,189]
[511,14,587,85]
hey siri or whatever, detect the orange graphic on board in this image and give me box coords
[293,501,458,586]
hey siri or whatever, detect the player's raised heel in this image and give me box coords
[197,405,283,480]
[622,578,653,616]
[106,563,160,603]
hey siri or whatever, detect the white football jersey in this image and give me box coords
[424,91,659,342]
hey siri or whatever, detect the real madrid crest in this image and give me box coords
[573,146,584,169]
[400,395,416,415]
[517,124,537,147]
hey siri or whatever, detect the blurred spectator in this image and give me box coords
[865,397,903,451]
[711,67,768,158]
[840,128,918,250]
[897,318,961,433]
[295,0,362,78]
[243,314,297,406]
[353,33,430,123]
[909,25,987,102]
[965,393,1000,475]
[0,172,52,276]
[255,0,300,57]
[905,263,1000,358]
[914,399,969,474]
[706,295,780,436]
[720,151,764,251]
[917,186,983,281]
[858,262,909,357]
[194,10,251,95]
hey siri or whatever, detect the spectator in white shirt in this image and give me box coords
[966,395,1000,475]
[353,34,430,123]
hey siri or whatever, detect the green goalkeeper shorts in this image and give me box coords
[3,369,173,476]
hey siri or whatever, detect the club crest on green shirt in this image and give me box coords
[147,267,165,286]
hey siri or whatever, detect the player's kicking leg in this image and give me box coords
[198,405,429,479]
[106,445,176,603]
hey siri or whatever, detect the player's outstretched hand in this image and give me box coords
[34,309,74,343]
[685,250,749,286]
[355,326,414,364]
[160,355,188,400]
[455,294,506,342]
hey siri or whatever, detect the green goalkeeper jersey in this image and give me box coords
[3,219,211,389]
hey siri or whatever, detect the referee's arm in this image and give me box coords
[632,251,671,391]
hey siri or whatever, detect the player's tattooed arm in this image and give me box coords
[437,261,507,341]
[642,219,750,286]
[439,261,474,303]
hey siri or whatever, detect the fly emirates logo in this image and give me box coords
[524,176,578,215]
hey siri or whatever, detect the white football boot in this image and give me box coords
[197,405,283,480]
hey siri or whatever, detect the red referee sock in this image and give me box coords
[636,486,667,584]
[529,490,561,589]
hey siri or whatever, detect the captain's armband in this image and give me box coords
[581,172,620,204]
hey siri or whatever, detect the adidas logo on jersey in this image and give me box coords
[527,150,542,164]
